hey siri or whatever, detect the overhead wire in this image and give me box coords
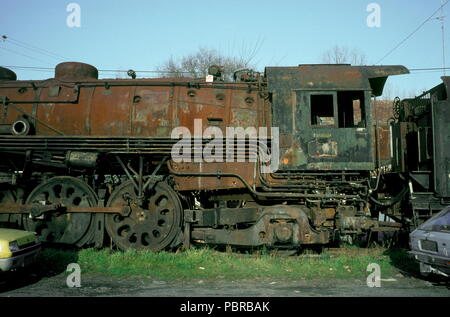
[1,65,196,75]
[3,65,450,75]
[0,47,52,65]
[376,0,450,64]
[1,35,69,61]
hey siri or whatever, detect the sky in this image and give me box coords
[1,0,449,98]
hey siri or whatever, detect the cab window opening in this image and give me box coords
[310,94,335,127]
[337,91,366,128]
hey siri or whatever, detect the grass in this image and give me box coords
[35,245,418,281]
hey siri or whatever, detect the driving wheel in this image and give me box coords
[24,176,98,246]
[105,180,183,251]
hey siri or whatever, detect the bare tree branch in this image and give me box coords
[322,45,367,65]
[157,47,258,80]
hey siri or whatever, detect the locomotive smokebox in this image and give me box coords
[55,62,98,80]
[0,67,17,81]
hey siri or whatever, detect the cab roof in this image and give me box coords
[265,64,409,96]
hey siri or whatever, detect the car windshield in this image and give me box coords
[419,207,450,232]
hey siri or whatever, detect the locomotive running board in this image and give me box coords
[0,203,129,216]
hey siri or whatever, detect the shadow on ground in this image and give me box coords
[0,243,79,293]
[384,248,450,288]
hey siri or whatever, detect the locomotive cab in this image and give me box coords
[266,64,409,171]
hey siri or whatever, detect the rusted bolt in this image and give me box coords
[133,95,141,103]
[258,231,266,239]
[259,91,269,99]
[120,206,131,217]
[245,97,254,105]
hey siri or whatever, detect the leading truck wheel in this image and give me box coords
[24,176,98,247]
[105,180,183,251]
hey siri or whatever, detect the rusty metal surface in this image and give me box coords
[0,80,262,137]
[267,65,408,172]
[105,180,183,251]
[1,62,405,191]
[184,207,261,227]
[375,125,392,165]
[265,65,409,94]
[191,205,329,246]
[0,67,17,81]
[0,204,125,214]
[392,78,450,199]
[23,176,98,246]
[0,62,417,250]
[0,63,268,192]
[55,62,98,80]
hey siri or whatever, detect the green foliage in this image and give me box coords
[36,246,415,281]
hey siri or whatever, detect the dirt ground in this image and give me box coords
[1,271,449,297]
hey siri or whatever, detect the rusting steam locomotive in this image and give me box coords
[0,61,447,251]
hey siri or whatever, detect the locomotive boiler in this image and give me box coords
[0,62,410,251]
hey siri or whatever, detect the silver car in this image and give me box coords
[409,206,450,277]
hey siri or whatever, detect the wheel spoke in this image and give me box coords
[47,188,57,201]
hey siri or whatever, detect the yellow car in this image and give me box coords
[0,228,41,272]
